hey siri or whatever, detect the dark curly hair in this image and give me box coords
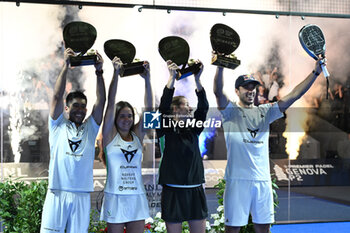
[66,91,87,106]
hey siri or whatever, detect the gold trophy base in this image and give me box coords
[120,61,145,77]
[212,54,240,70]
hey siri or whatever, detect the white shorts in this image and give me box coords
[100,192,150,223]
[224,179,274,226]
[40,190,90,233]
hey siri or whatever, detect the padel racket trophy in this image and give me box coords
[158,36,201,80]
[104,40,144,77]
[210,23,241,69]
[299,24,330,97]
[63,21,97,66]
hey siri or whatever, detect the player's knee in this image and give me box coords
[253,223,270,233]
[225,225,241,233]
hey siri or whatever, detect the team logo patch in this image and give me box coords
[243,75,255,81]
[247,128,259,138]
[120,149,137,163]
[68,139,82,152]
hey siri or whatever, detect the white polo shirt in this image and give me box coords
[220,101,283,181]
[48,113,99,192]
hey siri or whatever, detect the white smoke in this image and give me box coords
[2,1,350,163]
[1,3,64,162]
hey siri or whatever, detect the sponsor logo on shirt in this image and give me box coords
[243,128,263,144]
[68,139,82,153]
[120,165,137,169]
[247,128,259,138]
[243,139,264,144]
[120,149,137,163]
[65,152,83,157]
[118,186,138,191]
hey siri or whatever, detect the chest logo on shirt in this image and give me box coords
[247,128,259,138]
[68,139,82,152]
[120,149,137,163]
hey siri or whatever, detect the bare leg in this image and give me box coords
[125,220,145,233]
[107,222,125,233]
[166,222,182,233]
[253,223,270,233]
[188,219,206,233]
[225,225,241,233]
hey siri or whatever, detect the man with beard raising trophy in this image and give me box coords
[40,21,106,233]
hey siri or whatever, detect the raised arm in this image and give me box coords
[166,60,178,90]
[270,67,278,80]
[213,66,229,109]
[50,48,74,119]
[156,61,177,138]
[135,61,154,140]
[158,60,178,113]
[194,60,204,92]
[278,57,324,112]
[255,71,264,86]
[140,61,153,111]
[102,57,123,147]
[91,51,106,125]
[193,61,209,134]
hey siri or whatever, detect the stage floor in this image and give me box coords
[271,221,350,233]
[91,186,350,224]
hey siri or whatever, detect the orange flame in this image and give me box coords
[282,107,307,160]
